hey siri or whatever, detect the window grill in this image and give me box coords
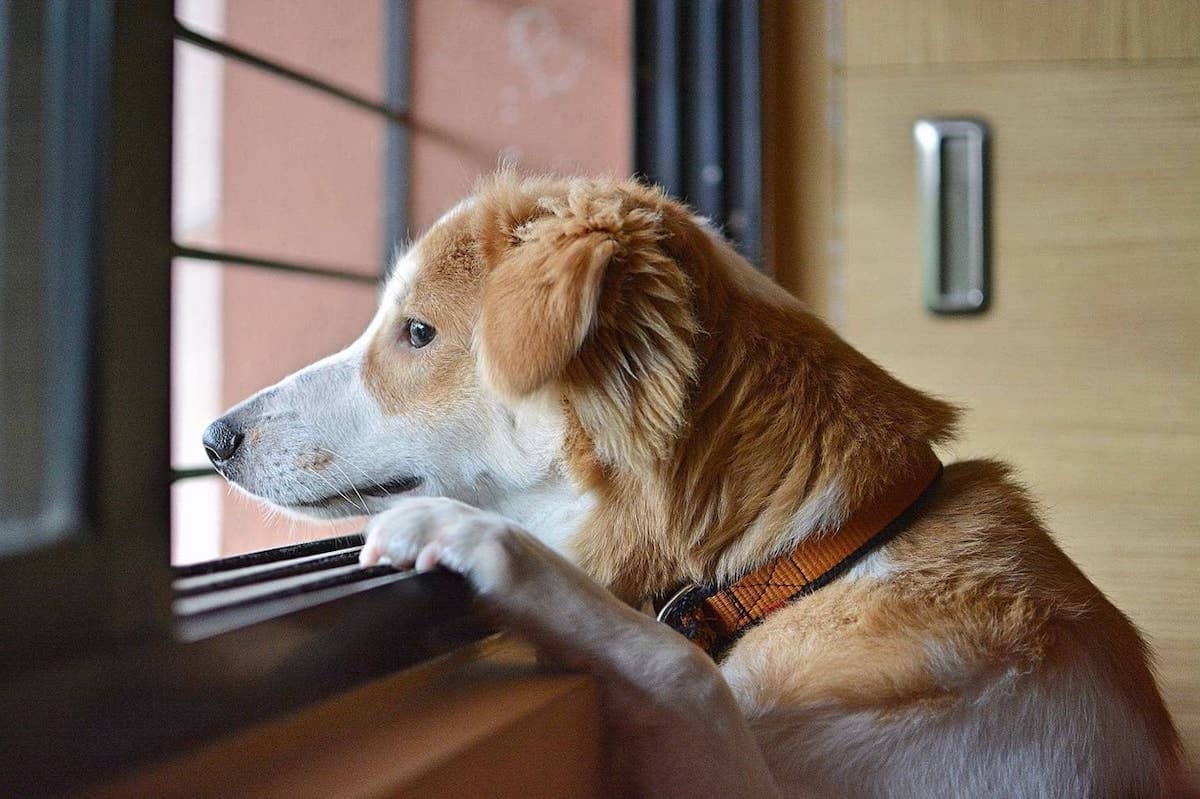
[0,4,763,790]
[634,0,762,266]
[162,3,431,623]
[169,3,407,481]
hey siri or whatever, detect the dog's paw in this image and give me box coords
[358,497,538,596]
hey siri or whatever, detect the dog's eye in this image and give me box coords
[406,319,436,349]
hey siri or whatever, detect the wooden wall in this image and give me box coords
[766,0,1200,769]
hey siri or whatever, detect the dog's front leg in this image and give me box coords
[360,497,783,799]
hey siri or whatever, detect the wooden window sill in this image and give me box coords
[89,637,602,798]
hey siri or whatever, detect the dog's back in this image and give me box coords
[719,460,1185,796]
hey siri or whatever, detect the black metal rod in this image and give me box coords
[382,0,411,274]
[172,243,379,285]
[174,549,370,598]
[172,533,367,578]
[684,0,724,220]
[174,21,408,125]
[724,0,762,266]
[171,466,216,481]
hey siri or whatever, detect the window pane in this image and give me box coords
[0,1,107,556]
[175,0,390,107]
[173,38,387,276]
[170,259,376,563]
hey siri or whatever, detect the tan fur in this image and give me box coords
[726,462,1168,716]
[362,222,484,418]
[360,171,1188,794]
[477,172,700,472]
[295,449,333,471]
[473,171,959,602]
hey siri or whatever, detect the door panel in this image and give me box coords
[843,0,1200,67]
[839,60,1200,762]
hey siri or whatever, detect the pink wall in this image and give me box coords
[408,0,632,230]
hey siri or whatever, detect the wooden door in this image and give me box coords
[766,0,1200,769]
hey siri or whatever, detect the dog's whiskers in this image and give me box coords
[324,457,370,514]
[313,441,390,496]
[304,467,368,514]
[301,431,377,510]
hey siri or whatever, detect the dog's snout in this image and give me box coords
[203,418,244,465]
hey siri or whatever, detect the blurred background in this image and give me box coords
[164,1,1198,762]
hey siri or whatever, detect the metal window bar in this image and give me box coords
[172,465,215,480]
[169,3,411,485]
[383,0,410,266]
[173,21,408,124]
[634,0,763,266]
[172,243,378,285]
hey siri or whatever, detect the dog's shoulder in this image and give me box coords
[721,458,1185,795]
[722,458,1134,708]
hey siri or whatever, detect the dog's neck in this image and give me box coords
[490,466,597,560]
[660,448,943,657]
[568,302,958,604]
[711,474,852,585]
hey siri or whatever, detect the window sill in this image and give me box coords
[88,636,602,798]
[1,552,491,795]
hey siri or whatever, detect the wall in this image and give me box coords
[767,0,1200,769]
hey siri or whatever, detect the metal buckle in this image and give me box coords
[655,583,697,623]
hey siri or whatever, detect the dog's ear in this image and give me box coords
[477,178,698,466]
[479,228,616,398]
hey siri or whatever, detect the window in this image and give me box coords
[170,1,407,564]
[170,0,634,564]
[0,1,757,793]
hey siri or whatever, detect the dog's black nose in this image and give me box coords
[203,418,244,465]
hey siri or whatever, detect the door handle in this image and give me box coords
[914,118,989,314]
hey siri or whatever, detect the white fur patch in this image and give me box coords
[783,480,848,544]
[381,248,420,309]
[495,480,596,559]
[841,546,896,582]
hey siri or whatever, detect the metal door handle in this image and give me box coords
[914,118,989,314]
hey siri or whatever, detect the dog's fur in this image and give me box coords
[209,173,1187,797]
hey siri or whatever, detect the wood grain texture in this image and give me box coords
[762,0,837,311]
[837,63,1200,765]
[843,0,1200,67]
[91,638,601,798]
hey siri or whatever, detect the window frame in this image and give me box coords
[0,4,486,794]
[0,0,173,676]
[0,2,766,793]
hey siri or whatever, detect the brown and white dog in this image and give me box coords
[204,172,1187,797]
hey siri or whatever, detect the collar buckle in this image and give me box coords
[655,583,697,623]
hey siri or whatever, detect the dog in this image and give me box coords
[204,172,1187,797]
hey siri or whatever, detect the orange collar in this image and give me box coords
[658,448,943,658]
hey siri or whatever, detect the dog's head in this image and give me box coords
[203,173,706,539]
